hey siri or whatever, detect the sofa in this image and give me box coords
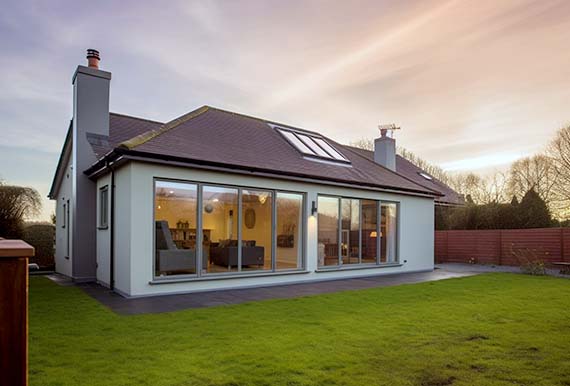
[155,221,206,274]
[209,240,265,268]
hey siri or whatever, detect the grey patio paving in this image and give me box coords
[47,267,479,315]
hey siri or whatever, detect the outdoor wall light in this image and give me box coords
[311,200,318,216]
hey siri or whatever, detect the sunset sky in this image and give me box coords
[1,0,570,220]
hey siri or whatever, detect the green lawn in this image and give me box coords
[30,274,570,386]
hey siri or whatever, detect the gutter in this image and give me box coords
[84,149,444,199]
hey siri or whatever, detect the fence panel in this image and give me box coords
[435,228,568,266]
[563,228,570,261]
[434,232,448,263]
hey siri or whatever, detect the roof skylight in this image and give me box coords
[276,127,349,163]
[418,172,433,181]
[279,130,314,155]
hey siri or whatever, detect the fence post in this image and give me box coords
[0,239,34,386]
[561,228,565,263]
[498,230,503,266]
[445,231,449,263]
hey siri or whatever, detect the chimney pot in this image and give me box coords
[86,49,100,69]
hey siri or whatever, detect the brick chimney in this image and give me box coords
[374,124,399,171]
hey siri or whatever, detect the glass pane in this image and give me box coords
[381,203,398,263]
[312,137,347,161]
[155,181,198,276]
[341,198,360,265]
[276,192,303,270]
[318,196,339,267]
[361,200,378,264]
[100,189,108,227]
[202,186,239,273]
[279,130,315,155]
[241,189,272,271]
[297,134,331,158]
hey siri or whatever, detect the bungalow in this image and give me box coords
[48,50,462,297]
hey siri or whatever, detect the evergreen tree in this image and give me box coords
[518,188,551,228]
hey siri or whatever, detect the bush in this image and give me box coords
[511,247,546,276]
[22,223,55,269]
[435,188,553,230]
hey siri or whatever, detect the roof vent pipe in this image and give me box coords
[86,49,100,69]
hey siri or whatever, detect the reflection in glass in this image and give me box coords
[381,203,398,263]
[341,199,360,264]
[361,200,377,264]
[154,181,198,276]
[241,189,272,271]
[202,186,239,273]
[318,196,339,266]
[276,192,303,270]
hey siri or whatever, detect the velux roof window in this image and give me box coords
[275,126,350,163]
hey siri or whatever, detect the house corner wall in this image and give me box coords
[112,164,132,295]
[96,174,111,287]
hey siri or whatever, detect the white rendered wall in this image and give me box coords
[112,164,133,295]
[54,156,73,278]
[96,174,111,287]
[113,162,434,297]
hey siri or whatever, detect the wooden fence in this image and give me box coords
[435,228,570,266]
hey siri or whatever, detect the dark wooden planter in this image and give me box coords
[0,239,34,386]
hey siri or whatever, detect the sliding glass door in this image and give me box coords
[317,196,339,267]
[202,186,239,273]
[361,200,378,264]
[341,198,360,265]
[241,189,272,272]
[276,192,304,270]
[154,181,198,277]
[381,203,398,263]
[318,195,398,268]
[154,179,305,279]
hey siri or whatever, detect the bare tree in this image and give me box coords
[349,138,374,151]
[349,138,451,183]
[349,137,512,205]
[397,147,451,184]
[548,124,570,218]
[507,154,559,205]
[445,171,507,205]
[0,181,42,238]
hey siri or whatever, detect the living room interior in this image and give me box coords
[154,180,303,277]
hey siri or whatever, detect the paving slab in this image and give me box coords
[45,268,477,315]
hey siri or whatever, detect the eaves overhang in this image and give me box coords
[84,148,444,200]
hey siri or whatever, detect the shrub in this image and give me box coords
[511,247,546,275]
[22,223,55,269]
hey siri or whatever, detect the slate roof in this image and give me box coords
[347,146,464,205]
[88,113,163,158]
[85,106,462,201]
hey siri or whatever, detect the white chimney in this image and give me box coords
[374,124,399,171]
